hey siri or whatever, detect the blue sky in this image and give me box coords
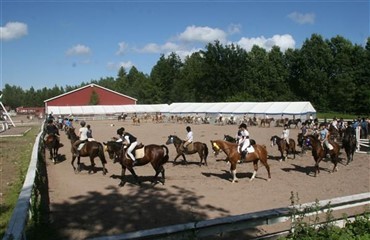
[1,0,369,90]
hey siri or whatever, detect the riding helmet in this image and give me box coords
[186,126,191,132]
[117,127,125,135]
[80,120,86,127]
[239,123,247,129]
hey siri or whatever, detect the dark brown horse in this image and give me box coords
[287,119,301,129]
[44,134,60,164]
[303,134,340,177]
[66,127,108,175]
[210,140,271,183]
[103,141,169,187]
[270,135,296,161]
[328,124,340,142]
[342,127,356,165]
[166,135,208,166]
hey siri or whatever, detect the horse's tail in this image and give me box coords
[203,143,209,159]
[161,144,169,164]
[98,142,108,164]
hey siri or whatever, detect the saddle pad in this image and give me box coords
[78,143,85,150]
[135,148,145,159]
[187,143,194,151]
[247,145,255,153]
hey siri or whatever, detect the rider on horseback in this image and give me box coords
[319,123,333,151]
[72,120,88,157]
[116,127,139,166]
[281,124,290,145]
[237,123,250,161]
[44,118,60,141]
[183,126,193,151]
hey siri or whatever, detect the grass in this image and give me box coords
[0,126,40,238]
[316,112,365,120]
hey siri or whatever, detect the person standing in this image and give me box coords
[116,127,139,165]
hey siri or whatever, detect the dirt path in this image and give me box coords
[47,120,370,239]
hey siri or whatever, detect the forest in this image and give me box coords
[2,34,370,115]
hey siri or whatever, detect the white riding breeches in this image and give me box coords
[127,141,138,161]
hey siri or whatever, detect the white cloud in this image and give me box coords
[107,61,133,71]
[288,12,315,24]
[237,34,295,52]
[66,44,91,56]
[138,42,181,53]
[0,22,28,41]
[139,43,161,53]
[116,41,128,55]
[178,25,227,43]
[228,23,241,35]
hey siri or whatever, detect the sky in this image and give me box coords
[1,0,369,90]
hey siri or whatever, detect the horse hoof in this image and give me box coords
[267,178,271,182]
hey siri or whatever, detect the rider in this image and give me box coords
[237,123,250,161]
[319,123,333,151]
[87,124,95,141]
[332,117,338,130]
[183,126,193,151]
[281,124,290,145]
[44,118,60,141]
[72,120,88,157]
[116,127,139,165]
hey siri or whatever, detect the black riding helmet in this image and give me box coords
[186,126,191,132]
[117,127,125,135]
[80,120,86,127]
[239,123,247,129]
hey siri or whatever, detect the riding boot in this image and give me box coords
[240,151,247,163]
[132,159,139,166]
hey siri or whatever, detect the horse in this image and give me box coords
[65,127,108,175]
[297,133,312,155]
[210,140,271,183]
[270,135,296,161]
[328,124,340,142]
[165,135,208,166]
[118,113,127,121]
[44,134,60,164]
[260,118,274,127]
[303,134,340,177]
[341,127,356,165]
[287,119,301,129]
[103,141,169,187]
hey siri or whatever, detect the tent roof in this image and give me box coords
[47,102,316,116]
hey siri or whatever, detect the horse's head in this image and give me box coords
[210,140,222,156]
[166,135,182,145]
[223,134,236,143]
[270,135,278,146]
[103,141,122,163]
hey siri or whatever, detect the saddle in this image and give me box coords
[123,143,145,159]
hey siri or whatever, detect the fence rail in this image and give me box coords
[89,192,370,240]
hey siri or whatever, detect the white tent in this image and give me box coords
[47,102,316,120]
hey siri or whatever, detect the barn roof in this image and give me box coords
[44,83,137,103]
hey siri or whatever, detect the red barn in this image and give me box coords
[44,84,137,109]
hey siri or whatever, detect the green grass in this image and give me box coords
[316,112,362,120]
[0,127,40,238]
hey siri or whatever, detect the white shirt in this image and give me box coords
[79,127,88,141]
[185,131,193,143]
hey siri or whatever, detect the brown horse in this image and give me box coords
[103,141,169,187]
[44,134,60,164]
[328,124,340,142]
[270,135,296,161]
[260,118,274,127]
[303,134,340,177]
[166,135,208,166]
[66,127,108,175]
[210,140,271,183]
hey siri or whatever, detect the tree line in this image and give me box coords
[2,34,370,115]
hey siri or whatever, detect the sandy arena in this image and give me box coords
[46,119,370,239]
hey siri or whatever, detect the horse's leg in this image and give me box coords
[88,156,96,174]
[152,165,165,185]
[249,160,259,182]
[230,162,238,183]
[259,157,271,181]
[118,165,127,187]
[126,167,141,185]
[330,153,339,173]
[71,155,77,173]
[198,151,203,166]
